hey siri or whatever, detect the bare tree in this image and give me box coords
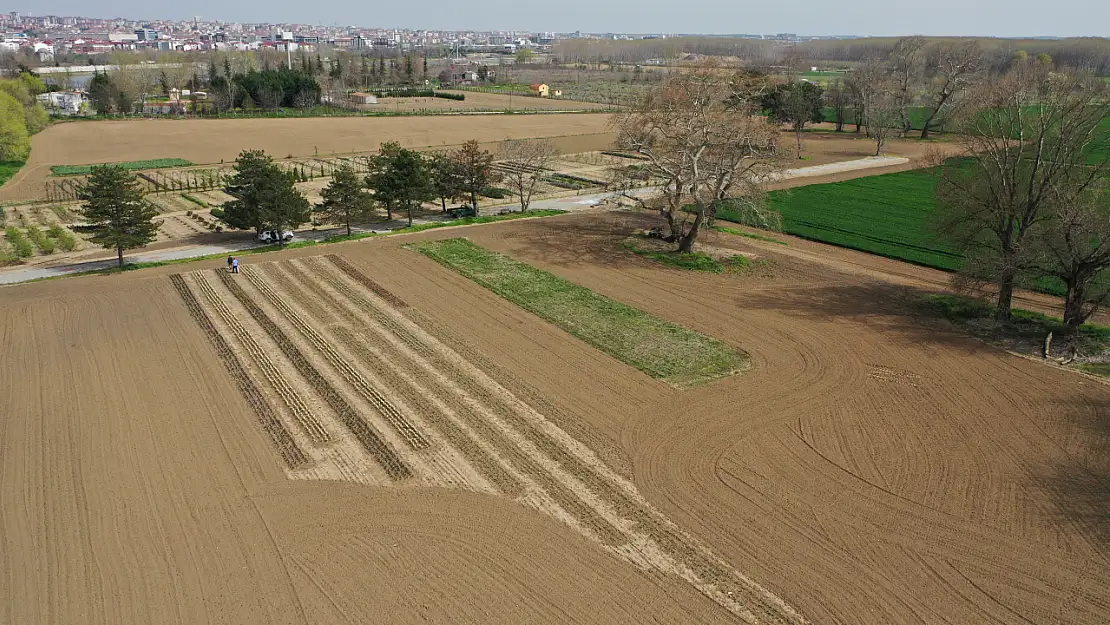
[825,78,849,132]
[499,139,558,212]
[613,60,788,252]
[1033,183,1110,332]
[935,64,1110,319]
[865,89,902,156]
[920,41,984,139]
[889,36,927,133]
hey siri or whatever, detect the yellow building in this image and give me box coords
[529,83,550,97]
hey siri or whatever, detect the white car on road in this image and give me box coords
[258,230,295,244]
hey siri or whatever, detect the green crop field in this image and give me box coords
[51,158,194,176]
[719,167,964,270]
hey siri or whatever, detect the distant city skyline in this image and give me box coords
[8,2,1110,38]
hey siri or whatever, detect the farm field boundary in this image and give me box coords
[411,237,749,386]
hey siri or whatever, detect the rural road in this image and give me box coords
[0,189,629,285]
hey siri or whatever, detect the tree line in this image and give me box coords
[72,137,561,267]
[0,71,49,162]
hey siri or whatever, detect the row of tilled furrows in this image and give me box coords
[170,257,807,625]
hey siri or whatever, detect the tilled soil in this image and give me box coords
[1,114,618,202]
[2,211,1108,624]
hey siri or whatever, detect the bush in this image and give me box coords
[25,225,54,254]
[435,91,465,101]
[47,225,77,252]
[924,294,993,321]
[185,210,193,216]
[210,207,226,220]
[182,193,208,208]
[4,227,33,257]
[480,187,510,199]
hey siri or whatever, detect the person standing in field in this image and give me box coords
[231,257,239,274]
[227,256,234,272]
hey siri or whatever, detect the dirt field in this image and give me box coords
[0,114,616,202]
[5,208,1106,623]
[356,90,611,113]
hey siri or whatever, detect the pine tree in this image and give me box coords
[317,164,374,236]
[78,166,161,269]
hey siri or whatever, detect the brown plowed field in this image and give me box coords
[3,210,1108,624]
[1,114,616,202]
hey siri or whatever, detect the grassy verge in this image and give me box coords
[713,225,788,246]
[51,158,194,176]
[411,237,749,386]
[0,160,24,187]
[925,293,1110,376]
[621,238,748,273]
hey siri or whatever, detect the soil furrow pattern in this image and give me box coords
[304,254,800,622]
[214,269,412,480]
[169,273,308,468]
[301,258,631,546]
[279,261,522,495]
[190,272,332,445]
[242,265,430,451]
[325,254,409,308]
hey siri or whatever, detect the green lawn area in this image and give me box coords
[51,158,194,176]
[719,167,965,271]
[412,238,749,386]
[0,160,25,187]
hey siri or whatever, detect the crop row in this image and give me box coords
[214,269,412,480]
[279,259,521,495]
[295,259,630,543]
[244,265,429,451]
[191,273,331,444]
[169,274,309,468]
[324,254,409,308]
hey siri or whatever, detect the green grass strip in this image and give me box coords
[51,158,194,176]
[412,237,749,386]
[713,226,788,246]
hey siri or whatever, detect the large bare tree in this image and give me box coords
[889,36,927,133]
[935,63,1110,319]
[499,139,558,212]
[919,40,983,139]
[613,61,788,252]
[1033,183,1110,332]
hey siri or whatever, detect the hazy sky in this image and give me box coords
[19,1,1110,38]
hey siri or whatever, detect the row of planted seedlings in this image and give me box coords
[140,168,233,194]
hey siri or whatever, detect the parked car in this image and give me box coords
[258,230,295,244]
[449,205,478,218]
